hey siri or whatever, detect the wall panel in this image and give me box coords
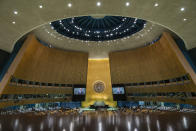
[3,84,73,94]
[109,33,187,83]
[125,82,196,94]
[13,35,88,84]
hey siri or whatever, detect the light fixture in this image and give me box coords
[12,21,16,24]
[183,18,187,21]
[97,2,101,6]
[180,7,185,11]
[13,11,18,15]
[154,3,159,7]
[126,2,130,6]
[39,5,43,8]
[68,3,72,7]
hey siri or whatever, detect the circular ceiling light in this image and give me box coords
[126,2,130,6]
[68,3,72,7]
[97,2,101,6]
[154,3,159,7]
[39,5,43,8]
[180,7,185,11]
[13,11,18,15]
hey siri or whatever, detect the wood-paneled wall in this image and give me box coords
[125,82,196,94]
[0,35,32,94]
[0,98,71,109]
[3,84,73,94]
[13,34,88,84]
[109,33,187,84]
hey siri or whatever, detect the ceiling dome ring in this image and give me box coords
[50,15,146,42]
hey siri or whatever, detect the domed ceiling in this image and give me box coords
[33,16,168,58]
[50,16,146,41]
[0,0,195,53]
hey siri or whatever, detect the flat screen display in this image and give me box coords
[74,88,86,95]
[112,87,125,94]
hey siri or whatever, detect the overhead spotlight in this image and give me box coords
[126,2,130,6]
[154,3,159,7]
[39,5,43,8]
[13,11,18,15]
[97,2,101,6]
[180,7,185,11]
[68,3,72,7]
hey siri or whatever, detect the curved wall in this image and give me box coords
[13,35,88,84]
[109,33,187,84]
[0,49,10,74]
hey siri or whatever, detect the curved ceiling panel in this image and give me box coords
[0,0,195,52]
[50,16,146,41]
[33,20,168,58]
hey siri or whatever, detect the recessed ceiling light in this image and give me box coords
[39,5,43,8]
[68,3,72,7]
[126,2,130,6]
[183,18,187,21]
[154,3,159,7]
[12,21,16,24]
[180,7,185,11]
[97,2,101,6]
[13,11,18,15]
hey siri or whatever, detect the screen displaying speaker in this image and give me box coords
[112,87,125,94]
[74,88,86,95]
